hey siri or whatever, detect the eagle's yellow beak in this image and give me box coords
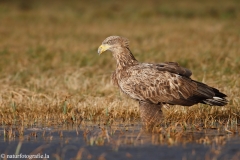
[98,44,110,55]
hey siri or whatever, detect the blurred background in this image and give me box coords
[0,0,239,102]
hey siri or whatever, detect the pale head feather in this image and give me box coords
[102,36,129,48]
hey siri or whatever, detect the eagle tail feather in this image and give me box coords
[203,97,228,106]
[193,81,228,106]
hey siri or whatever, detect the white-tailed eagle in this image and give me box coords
[98,36,227,126]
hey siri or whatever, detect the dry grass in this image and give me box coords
[0,0,239,129]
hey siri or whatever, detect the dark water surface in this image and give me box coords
[0,122,240,160]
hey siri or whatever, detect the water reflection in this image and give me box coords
[0,122,240,160]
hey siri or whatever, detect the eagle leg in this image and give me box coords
[139,101,163,127]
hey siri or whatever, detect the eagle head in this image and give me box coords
[98,36,129,55]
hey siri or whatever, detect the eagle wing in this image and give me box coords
[117,62,216,106]
[154,62,192,77]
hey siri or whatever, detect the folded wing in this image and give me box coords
[118,62,227,106]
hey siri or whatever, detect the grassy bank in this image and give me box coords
[0,0,239,128]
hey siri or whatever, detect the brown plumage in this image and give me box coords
[98,36,228,126]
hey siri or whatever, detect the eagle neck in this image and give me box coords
[112,47,138,70]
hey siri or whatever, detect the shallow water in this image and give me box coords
[0,122,240,160]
